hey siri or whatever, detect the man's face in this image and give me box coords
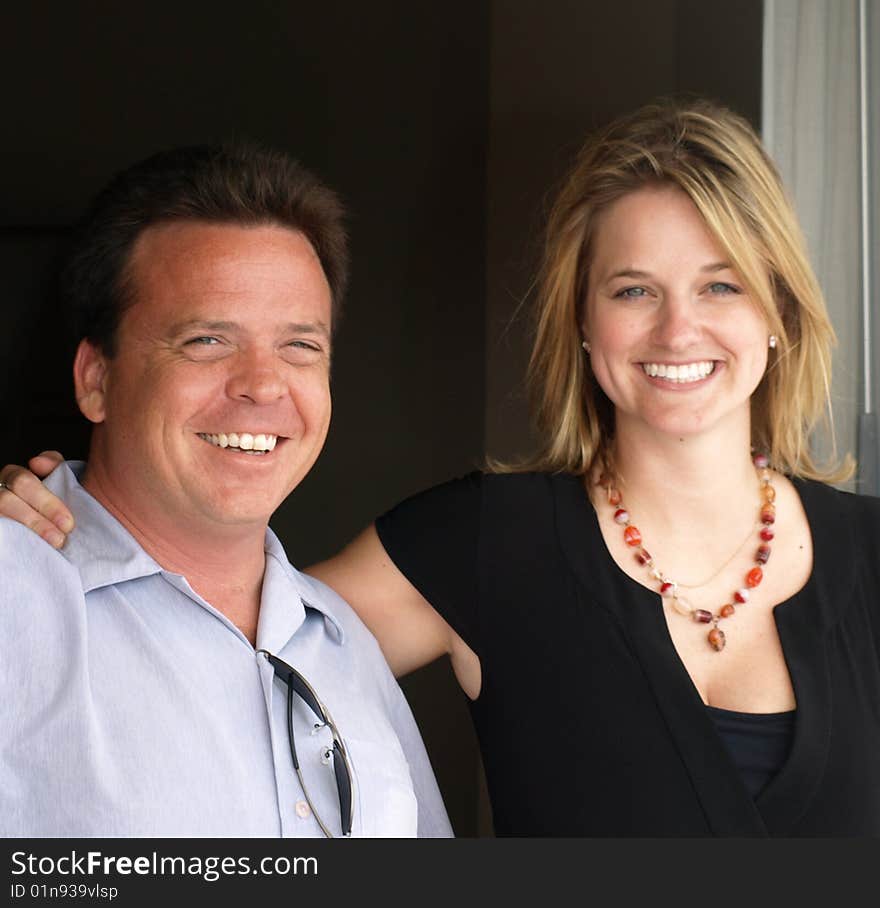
[83,221,332,533]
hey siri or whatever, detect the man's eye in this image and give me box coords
[187,336,220,346]
[285,340,326,355]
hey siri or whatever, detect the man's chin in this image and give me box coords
[195,494,280,531]
[186,454,317,528]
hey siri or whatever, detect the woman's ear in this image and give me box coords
[73,339,109,424]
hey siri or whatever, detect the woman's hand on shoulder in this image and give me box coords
[0,451,73,548]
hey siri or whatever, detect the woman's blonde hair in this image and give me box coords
[519,98,850,482]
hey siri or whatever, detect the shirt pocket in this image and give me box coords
[345,735,419,837]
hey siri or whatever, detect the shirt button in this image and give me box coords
[295,800,311,819]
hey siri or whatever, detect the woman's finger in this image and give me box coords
[28,451,65,477]
[0,463,74,535]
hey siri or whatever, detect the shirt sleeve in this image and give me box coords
[374,472,484,656]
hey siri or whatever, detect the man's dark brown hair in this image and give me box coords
[62,142,348,356]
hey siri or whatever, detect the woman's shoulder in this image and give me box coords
[403,468,583,502]
[481,468,583,491]
[378,470,586,538]
[469,469,583,507]
[792,478,880,573]
[793,476,880,523]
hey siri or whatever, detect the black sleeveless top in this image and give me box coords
[376,472,880,836]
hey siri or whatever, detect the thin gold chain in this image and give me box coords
[672,518,761,589]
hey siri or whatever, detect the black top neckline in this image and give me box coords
[705,703,797,720]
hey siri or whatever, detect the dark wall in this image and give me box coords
[2,0,762,837]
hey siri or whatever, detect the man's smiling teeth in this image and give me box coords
[642,361,715,383]
[198,432,278,453]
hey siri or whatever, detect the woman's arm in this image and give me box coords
[0,452,481,697]
[307,526,481,698]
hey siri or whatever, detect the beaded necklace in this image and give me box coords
[603,453,775,652]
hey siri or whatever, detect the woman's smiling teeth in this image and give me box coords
[641,361,715,383]
[197,432,278,454]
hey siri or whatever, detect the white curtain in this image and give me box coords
[763,0,878,491]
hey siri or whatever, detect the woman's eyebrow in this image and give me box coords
[606,268,652,280]
[604,262,734,281]
[700,261,733,273]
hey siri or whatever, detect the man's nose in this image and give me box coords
[651,294,702,350]
[226,350,286,404]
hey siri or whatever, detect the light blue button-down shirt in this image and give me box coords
[0,462,452,838]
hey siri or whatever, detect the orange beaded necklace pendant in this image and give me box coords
[603,453,776,652]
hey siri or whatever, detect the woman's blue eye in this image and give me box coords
[708,282,739,294]
[617,287,647,298]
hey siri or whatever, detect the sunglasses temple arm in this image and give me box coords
[333,743,354,837]
[286,685,301,771]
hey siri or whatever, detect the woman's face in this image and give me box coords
[582,184,769,446]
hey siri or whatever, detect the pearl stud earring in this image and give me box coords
[769,335,777,349]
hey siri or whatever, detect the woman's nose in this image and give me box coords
[651,295,702,350]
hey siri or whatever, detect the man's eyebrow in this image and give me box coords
[282,321,331,339]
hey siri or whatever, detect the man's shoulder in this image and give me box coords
[0,519,85,660]
[0,518,79,583]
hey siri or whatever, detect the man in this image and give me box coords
[0,144,451,837]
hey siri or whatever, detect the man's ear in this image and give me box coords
[73,339,109,424]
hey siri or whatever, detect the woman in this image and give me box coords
[3,100,879,836]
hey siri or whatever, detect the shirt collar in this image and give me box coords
[258,529,347,650]
[48,461,346,647]
[48,461,164,594]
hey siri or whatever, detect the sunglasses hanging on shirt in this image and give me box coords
[258,649,354,837]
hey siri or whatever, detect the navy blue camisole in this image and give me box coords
[707,706,796,798]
